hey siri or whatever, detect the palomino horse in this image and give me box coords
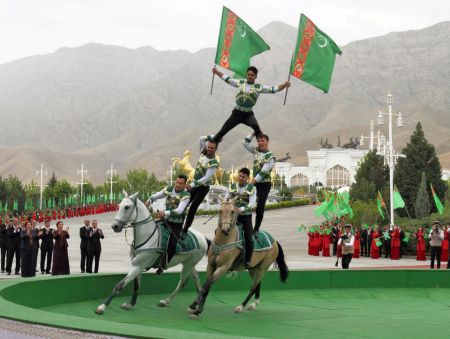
[187,197,289,318]
[95,192,209,314]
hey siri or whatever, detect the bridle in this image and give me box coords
[114,198,157,249]
[218,200,238,232]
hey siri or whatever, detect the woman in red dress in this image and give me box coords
[353,228,361,258]
[370,226,380,259]
[313,229,320,256]
[414,226,426,261]
[441,225,449,262]
[390,226,401,260]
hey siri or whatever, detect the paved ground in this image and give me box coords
[0,204,437,279]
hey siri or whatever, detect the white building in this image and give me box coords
[274,148,368,189]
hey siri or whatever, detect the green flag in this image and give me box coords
[376,191,385,219]
[298,225,307,232]
[314,193,334,217]
[383,231,391,240]
[375,238,382,247]
[4,201,7,212]
[215,7,270,77]
[393,186,405,209]
[403,232,410,243]
[290,14,342,93]
[430,184,444,215]
[13,199,18,211]
[0,201,2,213]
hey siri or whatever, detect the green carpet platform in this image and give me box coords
[1,270,450,338]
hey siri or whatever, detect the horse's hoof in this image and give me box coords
[247,300,259,311]
[189,313,199,319]
[158,300,168,307]
[121,303,133,310]
[187,307,196,314]
[95,304,105,314]
[234,305,244,313]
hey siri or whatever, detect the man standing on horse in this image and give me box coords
[226,167,256,269]
[183,136,220,235]
[211,66,290,143]
[147,174,190,275]
[243,132,275,233]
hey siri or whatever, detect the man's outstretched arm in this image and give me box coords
[213,66,238,88]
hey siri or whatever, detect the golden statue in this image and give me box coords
[171,150,195,181]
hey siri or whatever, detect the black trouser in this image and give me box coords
[184,186,210,230]
[254,182,271,232]
[213,109,262,142]
[384,241,391,258]
[87,250,101,273]
[0,245,6,271]
[341,253,353,269]
[80,248,88,272]
[332,240,337,256]
[360,239,367,257]
[367,238,372,256]
[238,214,254,263]
[430,246,442,269]
[166,222,183,265]
[40,249,52,273]
[6,247,20,273]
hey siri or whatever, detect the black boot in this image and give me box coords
[244,240,254,269]
[156,253,167,276]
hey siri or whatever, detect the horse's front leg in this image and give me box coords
[95,254,151,314]
[189,264,229,319]
[121,274,142,310]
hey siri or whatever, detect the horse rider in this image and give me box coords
[183,135,220,236]
[211,66,290,143]
[243,132,275,233]
[225,167,257,269]
[146,174,190,275]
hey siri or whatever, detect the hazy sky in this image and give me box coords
[1,0,449,64]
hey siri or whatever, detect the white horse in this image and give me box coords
[95,192,209,314]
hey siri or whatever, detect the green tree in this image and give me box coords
[415,172,431,219]
[350,150,388,201]
[394,122,447,217]
[4,175,25,212]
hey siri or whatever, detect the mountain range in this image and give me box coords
[0,20,449,184]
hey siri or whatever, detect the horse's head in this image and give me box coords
[111,190,139,232]
[218,196,238,236]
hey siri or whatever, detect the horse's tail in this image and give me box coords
[275,241,289,283]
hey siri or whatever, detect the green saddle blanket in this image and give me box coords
[157,221,200,254]
[237,224,274,252]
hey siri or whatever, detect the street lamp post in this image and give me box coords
[377,93,404,226]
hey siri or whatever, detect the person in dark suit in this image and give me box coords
[367,226,373,257]
[399,226,405,258]
[6,219,21,275]
[0,216,11,273]
[331,221,339,256]
[32,220,39,272]
[38,219,54,274]
[360,225,368,257]
[20,221,38,277]
[79,219,91,273]
[86,220,104,273]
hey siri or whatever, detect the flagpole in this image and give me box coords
[210,64,216,95]
[382,203,392,225]
[283,53,294,106]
